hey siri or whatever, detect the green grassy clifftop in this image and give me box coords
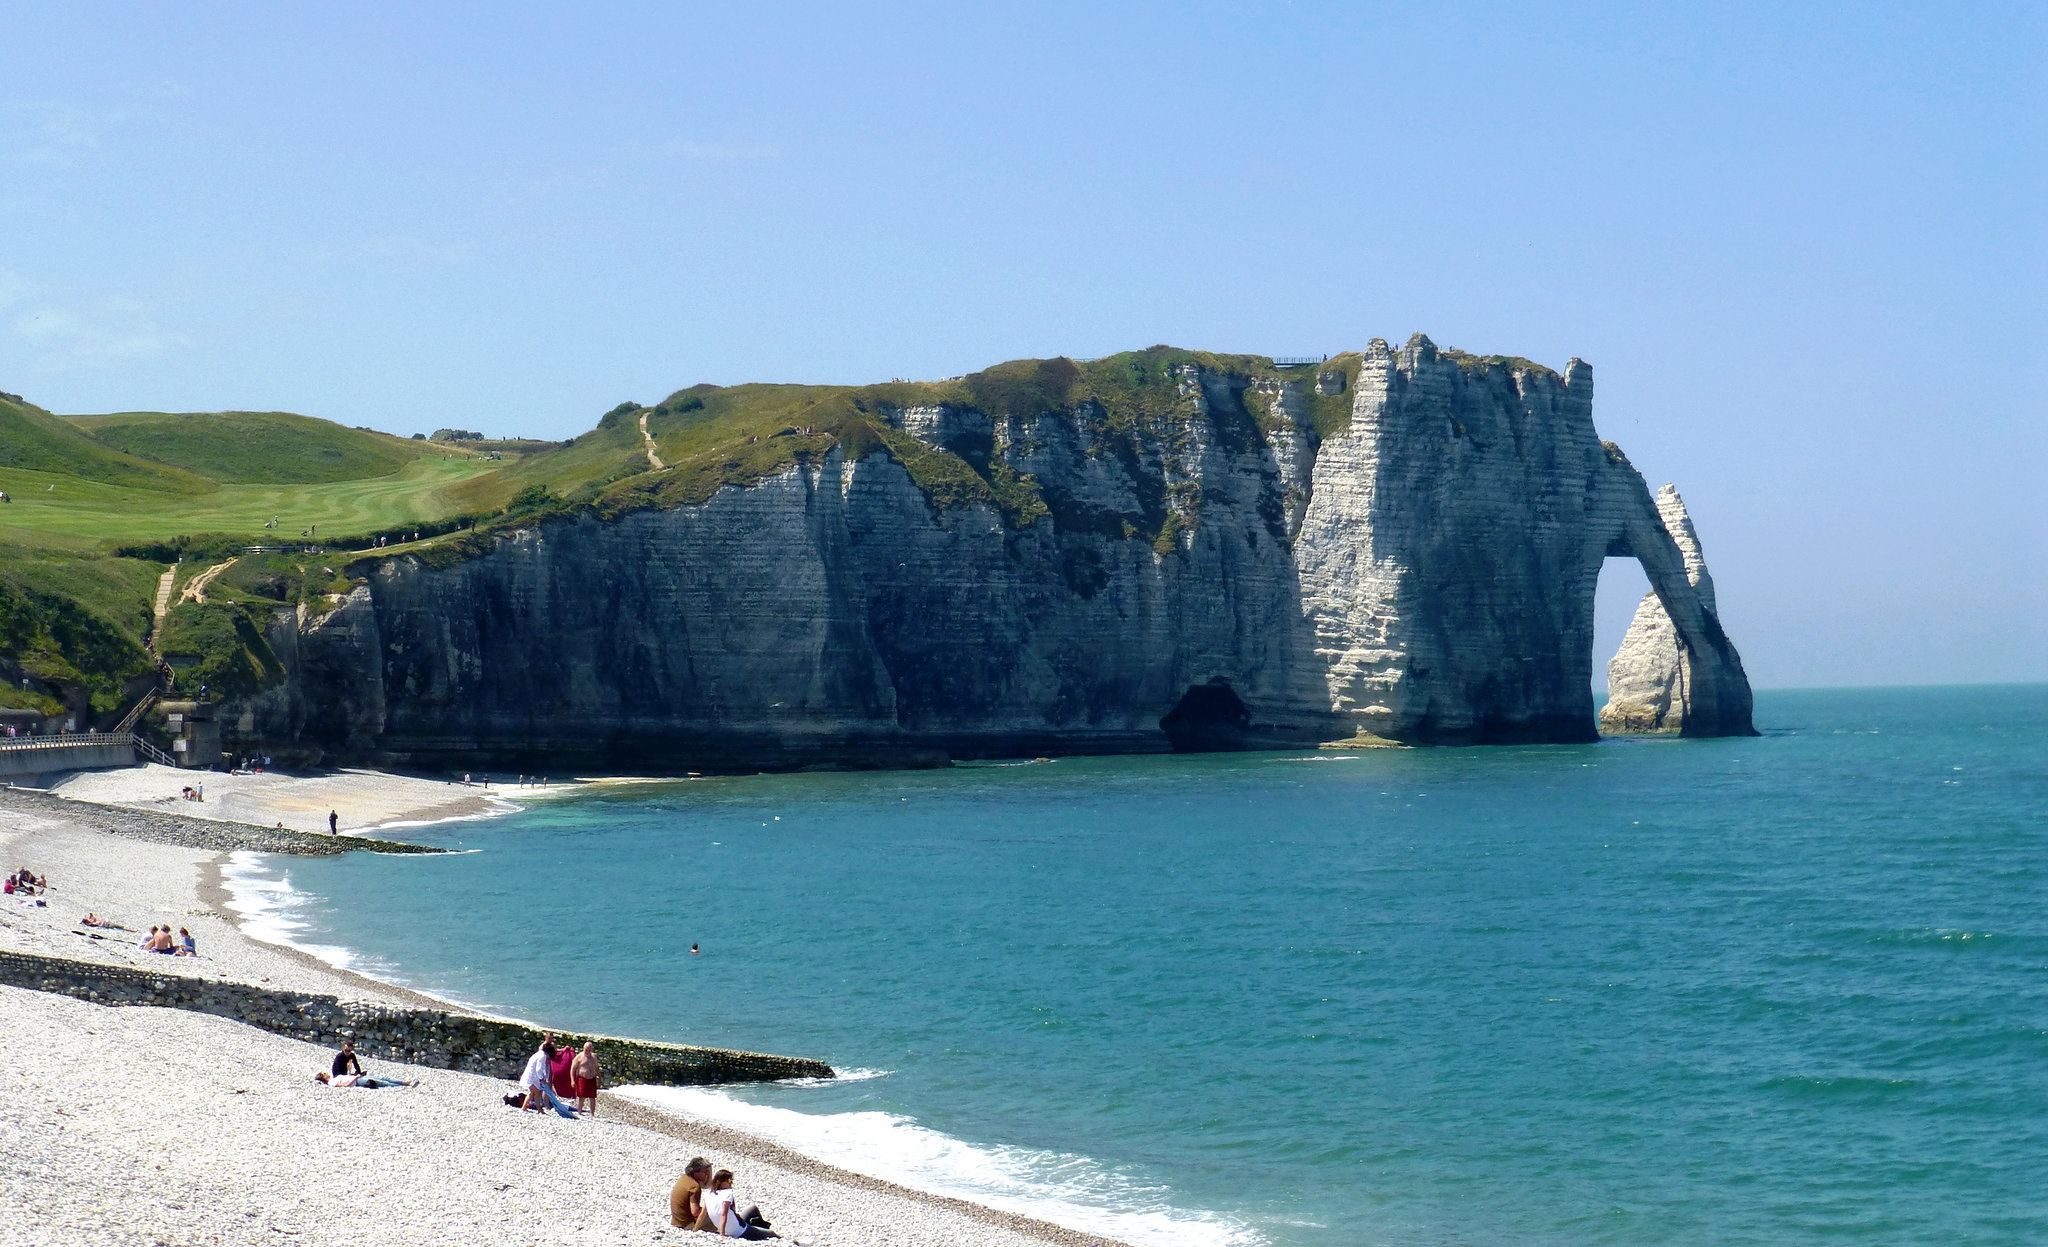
[0,343,1561,727]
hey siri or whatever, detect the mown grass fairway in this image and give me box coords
[65,410,429,484]
[0,455,499,546]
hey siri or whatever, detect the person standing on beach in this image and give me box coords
[670,1158,712,1229]
[571,1042,600,1116]
[520,1039,576,1117]
[328,810,338,835]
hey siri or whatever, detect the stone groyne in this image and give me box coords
[0,785,442,856]
[0,949,832,1085]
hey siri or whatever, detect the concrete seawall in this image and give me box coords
[0,949,833,1086]
[0,738,136,778]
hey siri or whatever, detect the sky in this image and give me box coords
[2,2,2042,689]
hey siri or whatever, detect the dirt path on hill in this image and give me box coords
[638,410,666,470]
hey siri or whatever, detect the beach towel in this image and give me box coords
[550,1045,577,1097]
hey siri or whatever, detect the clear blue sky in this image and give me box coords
[3,2,2042,689]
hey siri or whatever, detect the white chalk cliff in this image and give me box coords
[1599,484,1743,734]
[245,336,1755,769]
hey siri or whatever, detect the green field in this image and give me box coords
[0,454,499,546]
[65,409,429,484]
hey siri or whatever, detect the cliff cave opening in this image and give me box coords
[1160,680,1253,752]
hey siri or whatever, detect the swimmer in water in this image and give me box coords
[690,943,699,955]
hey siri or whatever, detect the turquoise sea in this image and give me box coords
[225,686,2048,1245]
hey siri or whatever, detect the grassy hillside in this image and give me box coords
[0,393,515,720]
[0,543,160,718]
[453,347,1364,543]
[65,409,431,483]
[0,392,213,494]
[0,454,498,546]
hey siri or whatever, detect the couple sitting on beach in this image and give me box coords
[671,1157,779,1239]
[137,925,196,956]
[315,1039,418,1089]
[516,1034,601,1118]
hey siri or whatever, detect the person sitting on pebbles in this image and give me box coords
[317,1040,416,1087]
[147,926,177,954]
[670,1157,712,1229]
[699,1169,779,1239]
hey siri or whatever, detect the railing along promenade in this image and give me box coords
[0,732,171,777]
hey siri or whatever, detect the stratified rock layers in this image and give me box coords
[244,337,1755,768]
[1599,484,1752,735]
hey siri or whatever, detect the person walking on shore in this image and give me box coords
[328,810,338,835]
[670,1157,712,1228]
[571,1041,601,1117]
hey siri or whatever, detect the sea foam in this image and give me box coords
[616,1084,1259,1247]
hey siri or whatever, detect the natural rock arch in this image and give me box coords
[1598,483,1756,736]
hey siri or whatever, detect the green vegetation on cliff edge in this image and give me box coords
[0,344,1558,720]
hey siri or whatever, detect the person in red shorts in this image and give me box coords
[571,1041,601,1116]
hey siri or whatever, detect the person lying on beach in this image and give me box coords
[316,1071,418,1088]
[670,1157,712,1228]
[80,913,126,929]
[699,1170,778,1239]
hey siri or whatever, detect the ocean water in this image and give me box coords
[229,686,2048,1246]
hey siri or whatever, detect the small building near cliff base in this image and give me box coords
[158,701,222,769]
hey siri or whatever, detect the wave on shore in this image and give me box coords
[218,853,1259,1247]
[619,1084,1258,1247]
[217,851,447,995]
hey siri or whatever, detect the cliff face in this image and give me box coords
[242,336,1754,768]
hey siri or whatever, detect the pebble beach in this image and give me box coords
[0,781,1129,1247]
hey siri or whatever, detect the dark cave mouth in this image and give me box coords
[1159,680,1254,752]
